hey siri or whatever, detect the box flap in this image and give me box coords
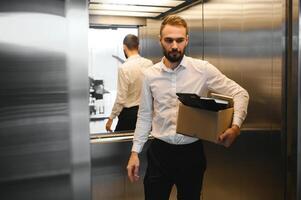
[209,93,234,107]
[176,93,229,111]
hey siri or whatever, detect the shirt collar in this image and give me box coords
[160,55,187,72]
[126,54,140,61]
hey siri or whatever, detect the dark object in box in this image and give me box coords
[176,93,229,111]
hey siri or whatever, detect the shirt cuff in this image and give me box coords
[232,115,243,128]
[109,113,116,120]
[131,142,144,153]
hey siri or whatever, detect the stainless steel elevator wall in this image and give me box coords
[0,0,289,199]
[203,0,283,130]
[139,19,162,63]
[287,0,301,198]
[0,0,91,199]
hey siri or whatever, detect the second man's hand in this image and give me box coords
[105,118,113,132]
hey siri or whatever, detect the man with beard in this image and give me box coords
[127,15,249,199]
[105,34,153,132]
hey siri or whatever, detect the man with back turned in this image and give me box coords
[105,34,153,132]
[126,15,249,199]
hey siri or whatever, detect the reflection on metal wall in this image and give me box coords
[177,4,203,58]
[287,0,301,198]
[91,141,149,200]
[203,0,283,130]
[139,19,162,63]
[0,0,90,199]
[201,0,285,198]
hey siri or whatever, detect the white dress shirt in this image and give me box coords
[109,54,153,120]
[132,55,249,153]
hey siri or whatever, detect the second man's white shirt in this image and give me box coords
[109,54,153,120]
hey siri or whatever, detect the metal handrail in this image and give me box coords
[90,132,153,144]
[89,129,279,144]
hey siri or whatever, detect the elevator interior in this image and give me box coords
[90,0,285,199]
[0,0,300,200]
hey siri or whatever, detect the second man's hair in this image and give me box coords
[123,34,139,50]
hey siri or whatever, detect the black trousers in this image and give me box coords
[144,139,206,200]
[114,106,139,132]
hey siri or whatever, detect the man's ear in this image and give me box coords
[158,35,163,47]
[185,35,189,46]
[123,44,128,51]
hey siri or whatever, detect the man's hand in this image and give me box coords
[105,118,113,132]
[127,152,140,183]
[218,124,240,147]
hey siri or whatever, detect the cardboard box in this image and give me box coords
[176,103,234,143]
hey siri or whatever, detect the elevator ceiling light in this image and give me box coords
[88,0,199,19]
[89,4,170,13]
[89,10,159,18]
[89,0,185,7]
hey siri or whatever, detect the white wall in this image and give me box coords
[89,27,138,133]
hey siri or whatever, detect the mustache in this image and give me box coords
[170,49,180,53]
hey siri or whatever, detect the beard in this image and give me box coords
[162,46,185,63]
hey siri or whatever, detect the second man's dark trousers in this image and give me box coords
[115,106,139,132]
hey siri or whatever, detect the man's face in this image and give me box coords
[160,24,188,63]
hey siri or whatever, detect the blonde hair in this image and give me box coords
[160,15,188,36]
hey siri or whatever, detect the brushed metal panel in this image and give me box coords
[177,4,203,58]
[294,0,301,199]
[91,141,148,200]
[0,175,72,200]
[0,5,69,182]
[0,6,72,200]
[287,0,301,198]
[0,0,65,16]
[241,1,274,129]
[0,0,91,199]
[203,0,220,70]
[271,1,283,130]
[141,19,162,63]
[66,0,91,199]
[202,132,284,200]
[138,25,148,59]
[203,0,283,130]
